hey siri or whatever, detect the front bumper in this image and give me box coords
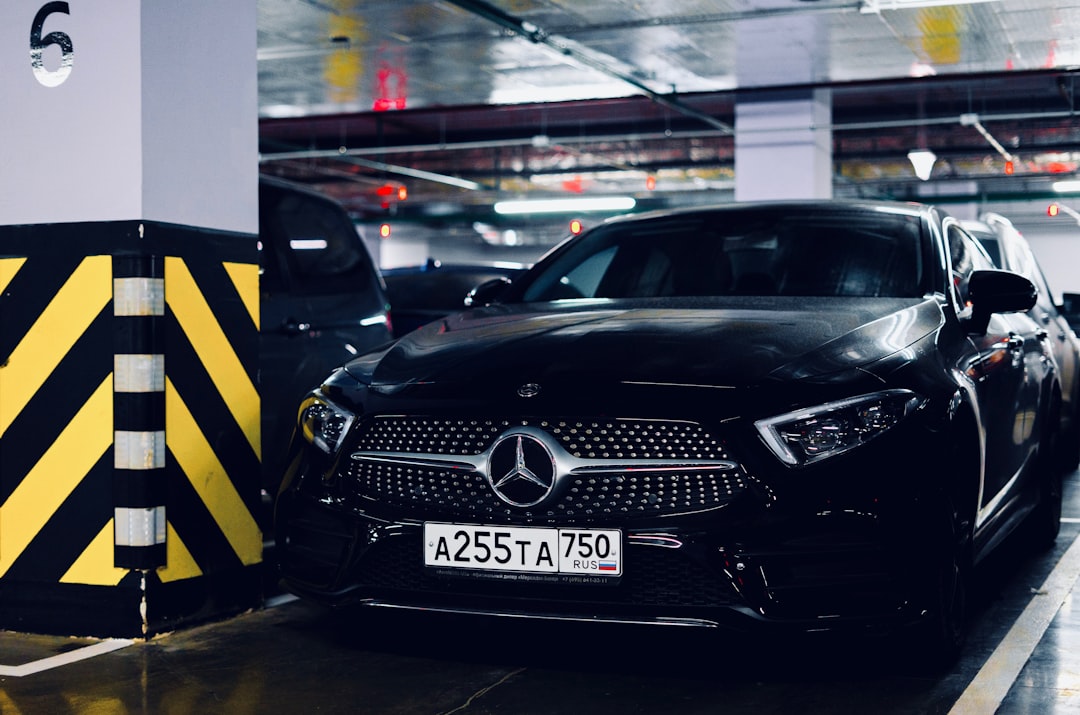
[276,485,932,635]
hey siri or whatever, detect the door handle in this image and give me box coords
[280,317,312,335]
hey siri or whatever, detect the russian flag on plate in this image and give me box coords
[598,561,618,572]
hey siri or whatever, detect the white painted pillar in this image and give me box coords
[735,89,833,201]
[0,1,260,638]
[733,8,833,200]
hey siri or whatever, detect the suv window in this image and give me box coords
[259,183,377,299]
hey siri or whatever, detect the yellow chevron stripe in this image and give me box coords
[166,378,262,566]
[60,521,128,586]
[0,376,112,579]
[0,257,26,294]
[0,255,111,439]
[0,691,21,715]
[165,257,260,458]
[223,261,260,330]
[158,522,203,583]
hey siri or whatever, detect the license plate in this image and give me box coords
[424,523,622,576]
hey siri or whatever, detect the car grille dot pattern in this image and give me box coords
[357,417,503,455]
[345,416,745,523]
[355,417,728,460]
[355,534,736,609]
[550,420,725,460]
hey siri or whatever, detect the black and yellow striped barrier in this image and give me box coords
[0,221,261,637]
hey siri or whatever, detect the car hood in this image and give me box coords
[347,297,942,391]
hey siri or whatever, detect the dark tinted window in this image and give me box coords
[974,235,1002,267]
[260,182,378,297]
[948,223,995,307]
[521,209,926,301]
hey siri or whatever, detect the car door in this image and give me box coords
[948,221,1048,524]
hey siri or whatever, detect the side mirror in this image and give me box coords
[966,269,1037,335]
[464,276,513,308]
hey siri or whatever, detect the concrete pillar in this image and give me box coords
[0,1,260,638]
[733,8,833,200]
[735,89,833,201]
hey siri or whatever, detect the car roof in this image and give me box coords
[598,199,934,228]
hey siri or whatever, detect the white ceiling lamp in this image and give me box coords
[907,149,937,181]
[1052,180,1080,193]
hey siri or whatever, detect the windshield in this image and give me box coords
[520,208,927,302]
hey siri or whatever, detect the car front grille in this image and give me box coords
[342,416,750,524]
[355,416,728,460]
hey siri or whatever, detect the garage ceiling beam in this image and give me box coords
[443,0,735,135]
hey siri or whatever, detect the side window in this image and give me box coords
[562,246,617,297]
[274,193,364,279]
[947,224,994,309]
[261,184,379,300]
[523,242,619,301]
[1025,250,1058,311]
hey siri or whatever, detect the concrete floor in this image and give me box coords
[3,472,1080,715]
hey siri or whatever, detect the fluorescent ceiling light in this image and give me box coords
[290,238,328,250]
[862,0,999,13]
[494,197,637,215]
[907,149,937,181]
[1052,180,1080,193]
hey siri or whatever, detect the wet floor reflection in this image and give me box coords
[1,474,1077,714]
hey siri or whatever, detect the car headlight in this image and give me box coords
[298,395,356,456]
[754,389,925,467]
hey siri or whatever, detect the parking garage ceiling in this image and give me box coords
[256,0,1080,223]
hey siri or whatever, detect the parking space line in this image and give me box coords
[0,639,133,678]
[265,593,298,608]
[949,533,1080,714]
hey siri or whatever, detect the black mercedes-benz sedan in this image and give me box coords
[274,200,1064,666]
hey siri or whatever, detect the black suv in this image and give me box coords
[258,177,392,491]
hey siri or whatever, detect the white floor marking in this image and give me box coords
[0,639,133,678]
[949,533,1080,714]
[0,592,298,678]
[264,592,298,608]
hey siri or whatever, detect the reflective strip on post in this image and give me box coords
[113,256,167,569]
[114,506,167,548]
[114,430,166,470]
[113,277,165,316]
[114,354,165,393]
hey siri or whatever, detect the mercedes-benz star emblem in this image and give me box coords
[487,431,556,507]
[517,383,542,398]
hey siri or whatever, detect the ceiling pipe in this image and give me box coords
[1048,201,1080,226]
[260,146,487,187]
[442,0,735,135]
[960,112,1016,164]
[260,107,1077,161]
